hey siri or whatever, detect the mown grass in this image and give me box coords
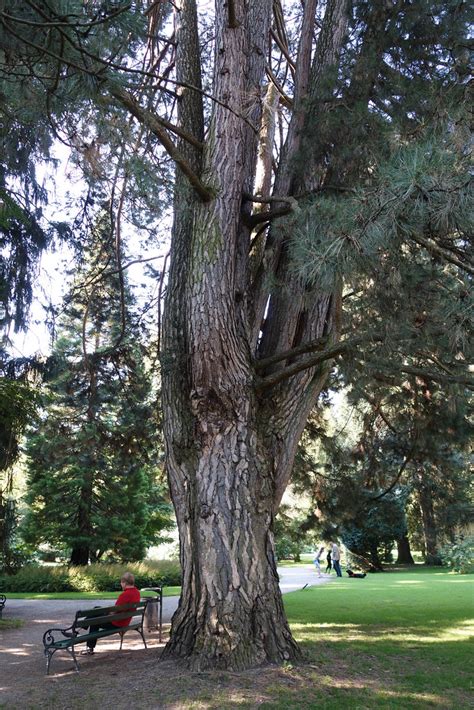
[172,568,472,709]
[1,567,472,709]
[277,552,314,567]
[4,585,181,599]
[0,617,23,630]
[274,567,474,709]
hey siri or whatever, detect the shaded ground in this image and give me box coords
[0,567,332,709]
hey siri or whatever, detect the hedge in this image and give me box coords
[0,560,181,593]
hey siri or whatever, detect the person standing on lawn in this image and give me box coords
[325,549,332,574]
[331,541,343,577]
[313,546,325,577]
[82,571,141,655]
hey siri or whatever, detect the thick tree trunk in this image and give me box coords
[396,534,415,565]
[69,547,89,566]
[415,468,441,565]
[163,415,301,670]
[161,0,345,670]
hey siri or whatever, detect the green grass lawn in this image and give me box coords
[274,567,474,709]
[277,552,315,567]
[4,586,181,600]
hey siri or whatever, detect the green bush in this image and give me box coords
[0,543,36,574]
[439,535,474,574]
[0,559,181,593]
[0,565,74,592]
[275,535,301,562]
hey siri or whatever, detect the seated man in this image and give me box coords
[82,571,140,655]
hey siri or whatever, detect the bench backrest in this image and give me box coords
[73,601,148,631]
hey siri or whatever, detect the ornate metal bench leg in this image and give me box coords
[120,631,124,650]
[139,628,147,649]
[45,649,53,675]
[68,646,80,672]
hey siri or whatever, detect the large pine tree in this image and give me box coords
[22,209,171,564]
[0,1,472,668]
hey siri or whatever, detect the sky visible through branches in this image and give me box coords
[8,142,169,359]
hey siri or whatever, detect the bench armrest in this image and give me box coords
[43,625,77,647]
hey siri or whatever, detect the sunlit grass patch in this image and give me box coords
[281,567,473,709]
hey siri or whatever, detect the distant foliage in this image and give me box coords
[440,536,474,574]
[0,542,35,575]
[21,210,173,565]
[274,505,316,561]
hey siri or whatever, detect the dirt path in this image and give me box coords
[0,571,332,708]
[0,598,176,709]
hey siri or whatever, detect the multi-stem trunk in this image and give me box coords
[161,0,345,670]
[415,467,441,565]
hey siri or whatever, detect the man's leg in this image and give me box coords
[84,622,116,653]
[333,561,342,577]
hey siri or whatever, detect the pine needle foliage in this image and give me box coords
[289,125,472,291]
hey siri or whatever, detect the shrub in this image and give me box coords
[439,536,474,574]
[0,544,36,574]
[0,560,181,593]
[0,565,73,592]
[275,535,301,561]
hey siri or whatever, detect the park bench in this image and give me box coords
[42,600,148,674]
[0,593,5,618]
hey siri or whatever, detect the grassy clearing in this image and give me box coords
[276,567,474,709]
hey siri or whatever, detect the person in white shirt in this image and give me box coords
[313,546,325,577]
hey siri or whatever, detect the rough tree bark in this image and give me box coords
[396,534,415,565]
[161,0,348,670]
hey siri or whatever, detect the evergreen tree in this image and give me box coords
[294,378,472,568]
[290,405,412,570]
[22,208,172,564]
[0,1,472,669]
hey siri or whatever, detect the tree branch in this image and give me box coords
[108,84,213,202]
[368,454,412,502]
[243,193,299,226]
[255,335,329,371]
[398,364,474,389]
[103,92,204,150]
[256,335,380,390]
[411,233,474,276]
[363,359,474,390]
[264,66,293,109]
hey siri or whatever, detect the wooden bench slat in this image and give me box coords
[49,622,142,648]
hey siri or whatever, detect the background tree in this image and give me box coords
[0,357,41,572]
[22,208,173,564]
[295,376,472,569]
[0,1,471,670]
[273,503,316,562]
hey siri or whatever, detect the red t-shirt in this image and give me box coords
[113,586,141,627]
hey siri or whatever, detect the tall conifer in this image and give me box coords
[22,208,171,564]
